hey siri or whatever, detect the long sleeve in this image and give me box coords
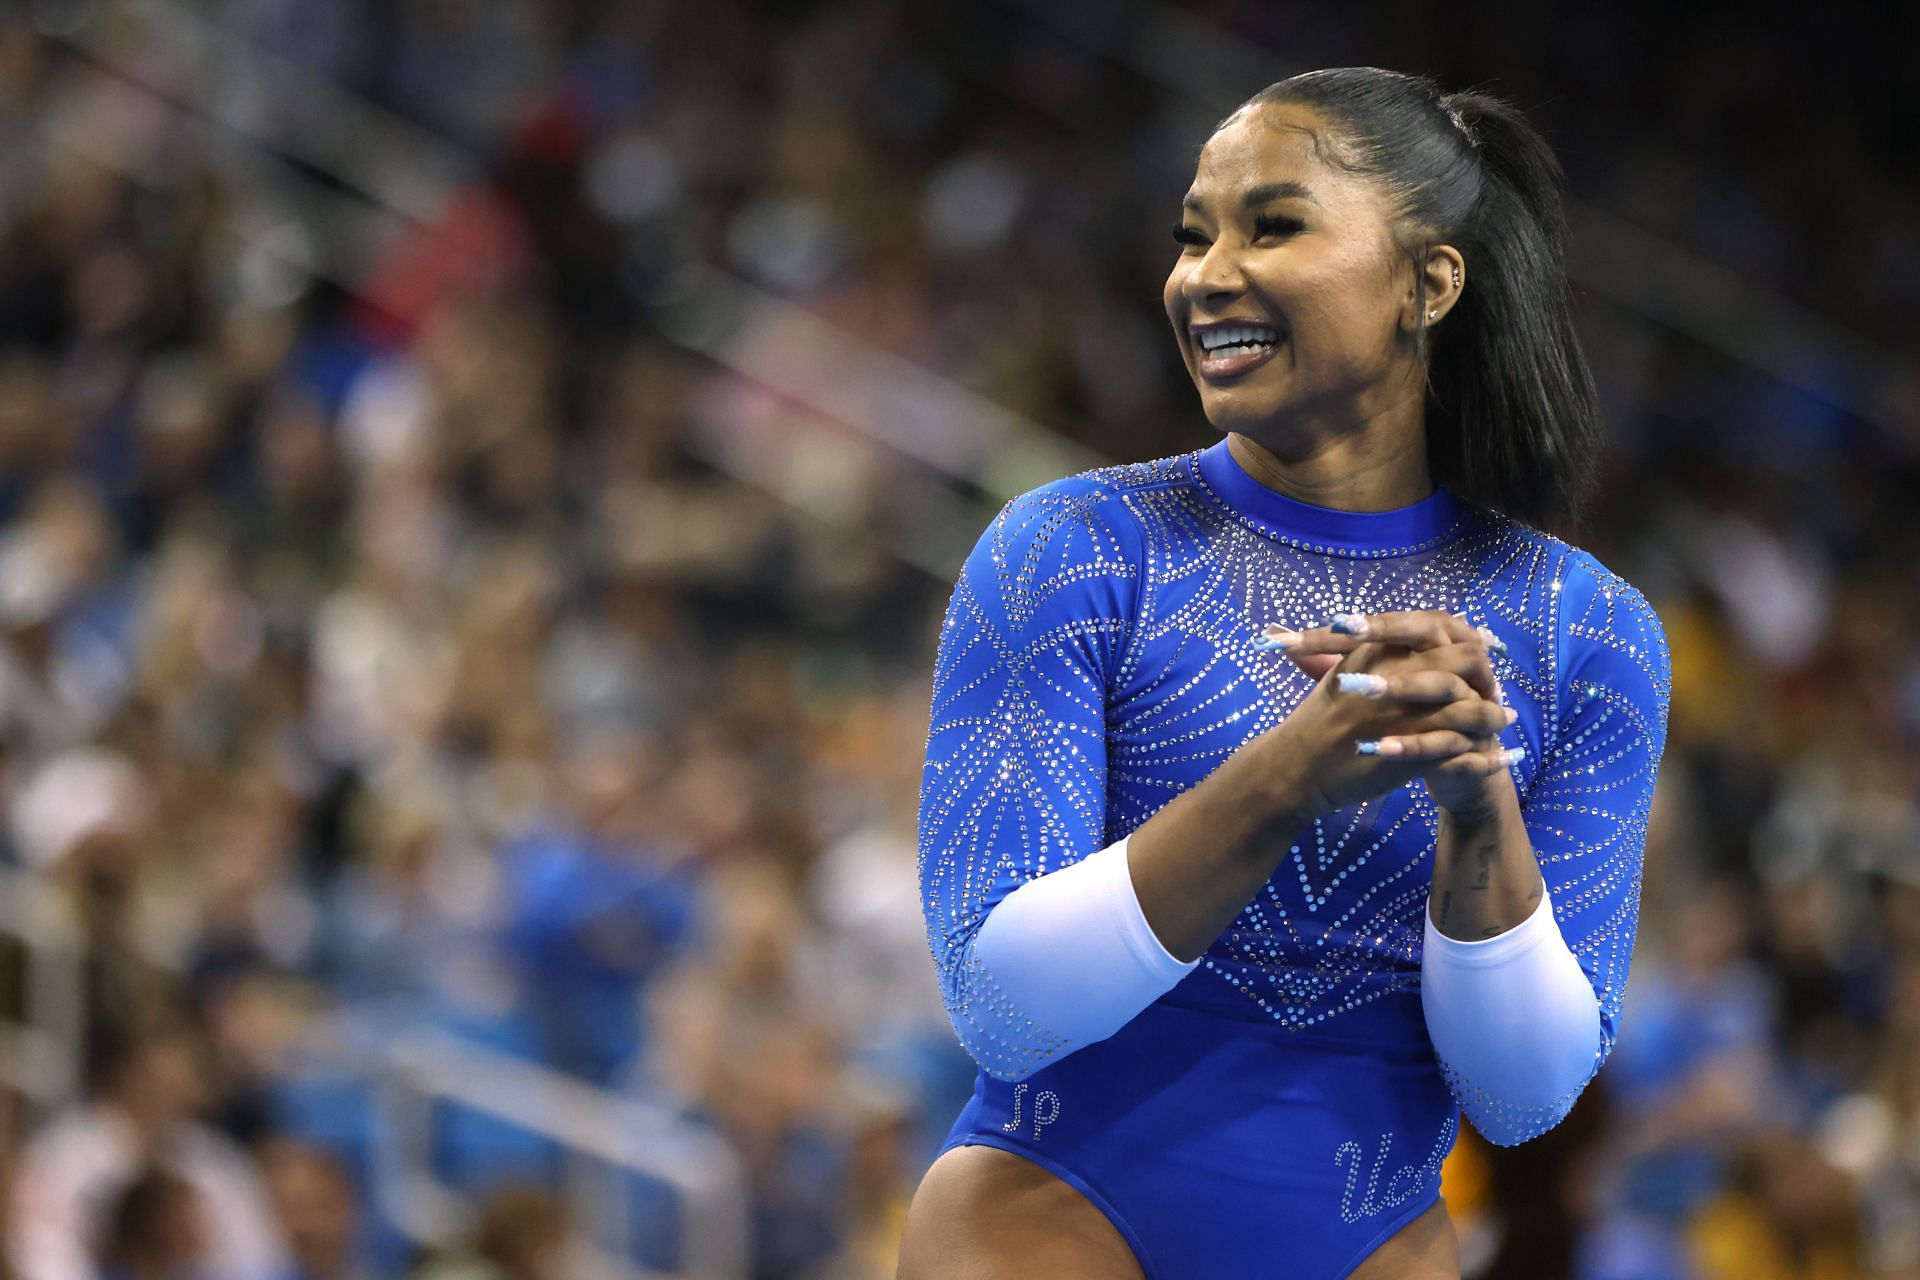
[918,480,1188,1082]
[1425,548,1674,1145]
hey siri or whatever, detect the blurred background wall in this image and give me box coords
[0,1,1913,1278]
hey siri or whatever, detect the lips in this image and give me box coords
[1188,318,1286,382]
[1196,334,1284,381]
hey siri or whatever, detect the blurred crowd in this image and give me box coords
[0,2,1912,1279]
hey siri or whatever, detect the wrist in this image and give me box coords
[1434,772,1515,825]
[1244,723,1324,829]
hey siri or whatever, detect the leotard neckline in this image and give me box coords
[1191,435,1465,554]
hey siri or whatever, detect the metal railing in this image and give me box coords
[37,0,1095,571]
[0,847,751,1277]
[369,1030,749,1280]
[27,0,1907,586]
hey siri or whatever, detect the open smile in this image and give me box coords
[1190,320,1286,381]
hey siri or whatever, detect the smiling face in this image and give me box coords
[1163,101,1430,445]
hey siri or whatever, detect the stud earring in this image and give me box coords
[1451,265,1461,287]
[1427,309,1437,320]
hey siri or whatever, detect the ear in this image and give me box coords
[1402,244,1466,333]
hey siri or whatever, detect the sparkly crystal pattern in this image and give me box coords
[1336,1113,1460,1223]
[918,444,1672,1122]
[1436,547,1673,1145]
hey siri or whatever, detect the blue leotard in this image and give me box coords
[916,436,1672,1278]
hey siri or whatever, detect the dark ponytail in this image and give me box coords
[1226,69,1602,538]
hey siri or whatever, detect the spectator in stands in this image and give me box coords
[408,1187,573,1280]
[7,1018,289,1280]
[0,2,1911,1275]
[96,1166,207,1280]
[260,1140,373,1280]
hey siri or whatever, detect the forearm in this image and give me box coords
[1428,774,1543,941]
[1127,724,1317,962]
[1422,778,1602,1145]
[955,724,1316,1079]
[1420,883,1602,1144]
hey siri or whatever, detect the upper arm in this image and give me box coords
[1522,548,1675,1056]
[916,482,1142,1066]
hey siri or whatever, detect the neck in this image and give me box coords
[1224,393,1433,511]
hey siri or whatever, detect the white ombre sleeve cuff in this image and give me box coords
[1421,881,1603,1136]
[969,835,1201,1057]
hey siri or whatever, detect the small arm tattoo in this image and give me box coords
[1470,837,1497,890]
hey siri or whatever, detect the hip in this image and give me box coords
[941,993,1460,1279]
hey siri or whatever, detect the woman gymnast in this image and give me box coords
[899,67,1673,1279]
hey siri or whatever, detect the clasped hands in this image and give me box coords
[1255,608,1520,817]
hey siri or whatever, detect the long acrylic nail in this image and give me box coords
[1503,706,1518,725]
[1355,738,1401,755]
[1329,612,1370,636]
[1336,672,1388,697]
[1501,746,1525,767]
[1476,625,1510,658]
[1252,624,1301,651]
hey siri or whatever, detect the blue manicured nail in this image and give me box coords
[1476,625,1510,658]
[1355,739,1384,755]
[1336,672,1387,697]
[1329,612,1369,636]
[1253,625,1300,651]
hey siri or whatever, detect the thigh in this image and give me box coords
[897,1144,1147,1280]
[1347,1198,1460,1280]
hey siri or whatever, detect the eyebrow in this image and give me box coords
[1181,180,1322,213]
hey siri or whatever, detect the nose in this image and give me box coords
[1182,236,1247,307]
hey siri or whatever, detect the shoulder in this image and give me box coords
[1525,537,1672,731]
[971,449,1195,570]
[1562,554,1672,770]
[954,452,1197,639]
[1459,506,1669,662]
[1549,545,1671,697]
[1555,547,1668,653]
[990,451,1190,537]
[1453,506,1671,719]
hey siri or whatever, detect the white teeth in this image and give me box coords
[1197,324,1280,353]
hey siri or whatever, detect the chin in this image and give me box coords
[1198,390,1285,434]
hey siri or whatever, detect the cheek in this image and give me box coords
[1273,264,1397,367]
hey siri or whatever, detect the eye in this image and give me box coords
[1170,215,1303,249]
